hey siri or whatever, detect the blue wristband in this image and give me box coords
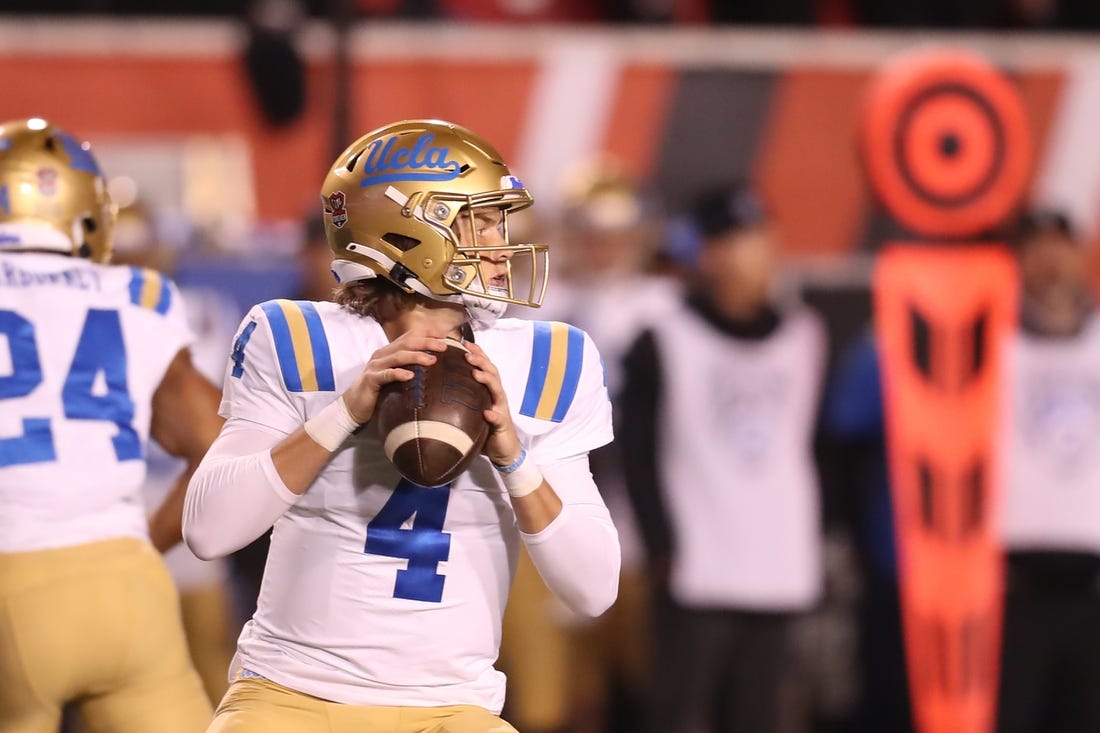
[493,447,527,475]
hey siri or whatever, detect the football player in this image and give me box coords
[183,119,620,733]
[0,119,221,732]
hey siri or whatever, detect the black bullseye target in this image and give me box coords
[863,50,1033,239]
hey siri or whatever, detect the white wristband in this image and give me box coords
[303,396,360,452]
[495,450,544,499]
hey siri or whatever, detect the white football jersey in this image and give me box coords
[221,299,613,711]
[0,252,192,552]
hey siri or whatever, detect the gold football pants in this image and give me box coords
[178,584,235,707]
[208,676,518,733]
[0,537,212,733]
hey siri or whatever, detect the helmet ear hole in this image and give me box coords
[381,233,420,252]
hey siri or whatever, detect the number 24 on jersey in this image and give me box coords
[0,308,140,467]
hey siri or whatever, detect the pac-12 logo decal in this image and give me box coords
[37,168,58,196]
[329,191,348,229]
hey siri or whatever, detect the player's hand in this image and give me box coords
[342,333,449,424]
[464,341,523,466]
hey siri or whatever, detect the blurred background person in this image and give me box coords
[297,211,341,302]
[111,198,242,708]
[819,324,914,733]
[996,209,1100,733]
[621,181,826,733]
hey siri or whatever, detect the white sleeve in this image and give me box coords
[521,452,621,618]
[182,418,301,561]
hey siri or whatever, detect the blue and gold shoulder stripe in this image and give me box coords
[520,321,585,423]
[127,267,172,315]
[261,299,336,392]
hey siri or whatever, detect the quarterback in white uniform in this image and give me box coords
[184,119,620,733]
[0,119,220,733]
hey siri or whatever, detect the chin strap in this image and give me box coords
[462,294,508,328]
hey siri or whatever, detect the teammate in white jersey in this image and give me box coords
[183,119,620,733]
[0,119,221,732]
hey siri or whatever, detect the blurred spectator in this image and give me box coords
[996,210,1100,733]
[111,200,242,707]
[820,327,914,733]
[621,181,826,733]
[298,212,340,301]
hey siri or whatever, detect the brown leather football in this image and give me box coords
[373,338,491,488]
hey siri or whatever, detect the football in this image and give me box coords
[373,338,492,488]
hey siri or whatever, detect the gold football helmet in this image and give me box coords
[0,118,115,263]
[321,119,548,310]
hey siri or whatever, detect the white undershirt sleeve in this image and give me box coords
[183,418,301,561]
[520,453,622,618]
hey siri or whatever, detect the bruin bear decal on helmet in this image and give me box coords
[320,119,549,311]
[329,191,348,229]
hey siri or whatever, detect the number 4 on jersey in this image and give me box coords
[364,480,452,603]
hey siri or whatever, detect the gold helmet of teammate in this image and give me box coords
[557,155,658,278]
[320,119,548,310]
[0,118,115,263]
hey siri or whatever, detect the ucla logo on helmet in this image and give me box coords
[359,133,461,187]
[329,191,348,228]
